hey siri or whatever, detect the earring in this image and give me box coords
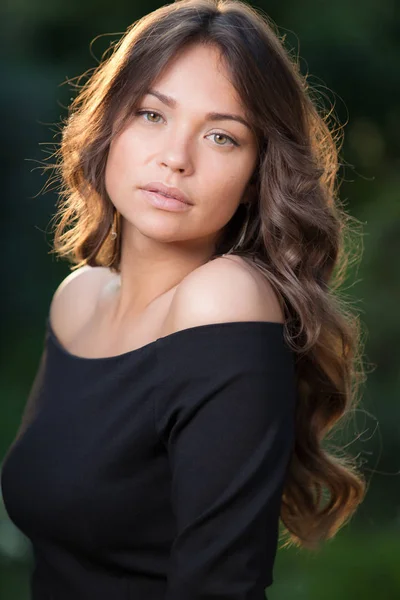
[110,209,118,240]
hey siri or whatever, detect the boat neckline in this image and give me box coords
[46,316,284,363]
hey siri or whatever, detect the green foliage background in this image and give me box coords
[1,1,399,598]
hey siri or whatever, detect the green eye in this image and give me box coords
[136,110,162,123]
[209,133,238,147]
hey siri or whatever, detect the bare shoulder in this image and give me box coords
[49,265,115,339]
[168,255,285,331]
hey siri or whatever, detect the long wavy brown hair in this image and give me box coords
[43,0,368,550]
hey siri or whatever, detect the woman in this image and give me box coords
[1,0,367,598]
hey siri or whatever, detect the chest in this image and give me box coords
[63,286,178,360]
[1,353,171,551]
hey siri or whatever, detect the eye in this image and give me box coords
[207,132,239,147]
[136,110,163,123]
[135,110,240,147]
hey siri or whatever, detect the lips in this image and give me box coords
[142,182,191,205]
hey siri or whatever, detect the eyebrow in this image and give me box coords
[146,88,252,132]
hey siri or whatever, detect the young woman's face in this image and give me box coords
[105,42,258,252]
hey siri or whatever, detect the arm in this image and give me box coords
[156,259,296,599]
[15,265,100,439]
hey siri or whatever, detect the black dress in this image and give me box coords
[1,315,297,600]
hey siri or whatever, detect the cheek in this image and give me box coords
[105,133,136,195]
[196,165,252,233]
[108,133,132,172]
[206,171,248,214]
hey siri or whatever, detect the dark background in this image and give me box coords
[1,1,399,598]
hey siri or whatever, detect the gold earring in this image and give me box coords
[110,210,118,240]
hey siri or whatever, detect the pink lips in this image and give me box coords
[141,189,192,212]
[142,182,191,205]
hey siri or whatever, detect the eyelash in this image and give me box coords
[135,110,240,147]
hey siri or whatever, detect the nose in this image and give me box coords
[159,130,193,175]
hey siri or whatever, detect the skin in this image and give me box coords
[104,42,258,326]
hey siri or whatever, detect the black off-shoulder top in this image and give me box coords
[1,315,297,600]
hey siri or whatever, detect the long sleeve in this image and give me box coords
[154,322,297,600]
[15,340,49,443]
